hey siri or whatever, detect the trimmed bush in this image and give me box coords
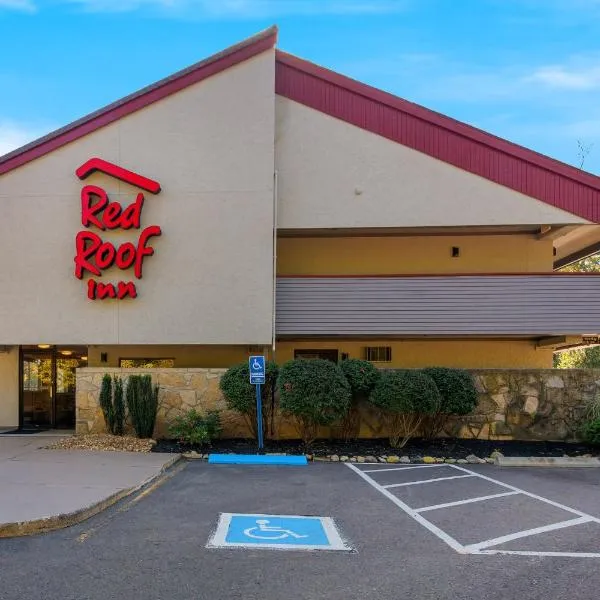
[581,418,600,446]
[421,367,478,438]
[113,376,125,436]
[126,374,159,439]
[99,374,115,434]
[278,359,351,445]
[370,370,441,448]
[219,361,278,438]
[169,409,222,446]
[339,359,380,440]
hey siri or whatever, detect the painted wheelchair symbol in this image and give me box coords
[251,359,262,370]
[243,519,309,540]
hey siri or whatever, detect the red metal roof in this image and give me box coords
[275,50,600,224]
[0,26,278,176]
[2,26,600,224]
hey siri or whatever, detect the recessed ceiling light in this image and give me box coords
[37,344,51,349]
[60,350,73,356]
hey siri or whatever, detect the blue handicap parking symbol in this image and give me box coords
[207,513,351,551]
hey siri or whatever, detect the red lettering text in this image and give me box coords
[87,279,138,300]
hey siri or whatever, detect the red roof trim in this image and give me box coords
[76,158,161,194]
[275,50,600,223]
[0,27,278,176]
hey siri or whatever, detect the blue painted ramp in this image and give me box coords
[208,454,308,466]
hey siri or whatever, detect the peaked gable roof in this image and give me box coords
[0,26,278,176]
[1,26,599,224]
[275,51,600,224]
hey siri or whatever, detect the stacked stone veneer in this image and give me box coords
[76,368,600,441]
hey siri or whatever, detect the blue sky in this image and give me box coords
[1,0,600,173]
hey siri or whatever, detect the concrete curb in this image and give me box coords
[0,454,182,539]
[496,456,600,468]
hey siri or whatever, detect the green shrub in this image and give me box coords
[581,418,600,445]
[421,367,478,438]
[219,361,278,438]
[113,376,125,436]
[338,359,380,440]
[370,370,441,448]
[169,409,222,446]
[99,374,115,434]
[126,375,159,439]
[278,359,351,445]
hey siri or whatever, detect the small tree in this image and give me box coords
[278,359,351,445]
[99,374,115,434]
[113,375,125,436]
[126,375,159,439]
[339,359,380,440]
[421,367,478,438]
[219,361,278,438]
[370,370,441,448]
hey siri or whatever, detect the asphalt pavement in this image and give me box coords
[1,461,600,600]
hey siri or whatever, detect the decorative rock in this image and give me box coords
[435,457,446,463]
[399,456,411,464]
[466,454,482,464]
[378,457,387,463]
[350,457,357,463]
[387,456,400,463]
[457,459,468,464]
[490,450,504,460]
[330,455,340,462]
[357,456,366,463]
[445,458,457,464]
[485,458,495,464]
[365,456,377,463]
[422,456,436,464]
[340,456,349,462]
[305,454,313,461]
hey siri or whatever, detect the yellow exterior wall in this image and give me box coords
[277,235,554,275]
[275,339,553,369]
[87,345,268,369]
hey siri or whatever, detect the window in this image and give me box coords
[363,346,392,362]
[119,358,175,368]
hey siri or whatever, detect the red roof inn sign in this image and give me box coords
[74,158,162,300]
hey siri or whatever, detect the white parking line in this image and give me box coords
[466,516,594,552]
[363,465,449,473]
[383,474,475,488]
[346,462,600,558]
[415,491,520,513]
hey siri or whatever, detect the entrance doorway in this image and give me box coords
[20,346,87,430]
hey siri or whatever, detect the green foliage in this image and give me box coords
[370,370,441,448]
[340,359,380,397]
[99,374,115,434]
[219,361,278,438]
[581,418,600,446]
[169,409,222,446]
[113,376,125,436]
[421,367,478,438]
[554,347,600,369]
[338,359,380,440]
[278,359,351,445]
[126,375,159,439]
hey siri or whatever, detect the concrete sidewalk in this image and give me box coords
[0,436,178,535]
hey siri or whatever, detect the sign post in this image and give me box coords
[249,356,266,453]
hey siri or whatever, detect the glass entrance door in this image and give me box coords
[20,346,87,430]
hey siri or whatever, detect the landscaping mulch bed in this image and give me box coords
[152,437,599,459]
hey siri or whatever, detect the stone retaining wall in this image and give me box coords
[76,367,600,441]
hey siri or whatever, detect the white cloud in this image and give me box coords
[0,0,36,11]
[63,0,407,17]
[529,65,600,90]
[0,121,53,157]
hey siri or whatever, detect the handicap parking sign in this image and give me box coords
[249,355,265,385]
[207,513,351,551]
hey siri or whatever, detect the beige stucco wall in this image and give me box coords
[0,50,276,346]
[0,347,19,427]
[275,97,588,230]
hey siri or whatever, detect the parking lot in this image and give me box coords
[1,461,600,600]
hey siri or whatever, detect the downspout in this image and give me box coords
[272,169,278,354]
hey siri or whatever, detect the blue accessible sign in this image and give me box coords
[207,513,351,551]
[249,355,265,385]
